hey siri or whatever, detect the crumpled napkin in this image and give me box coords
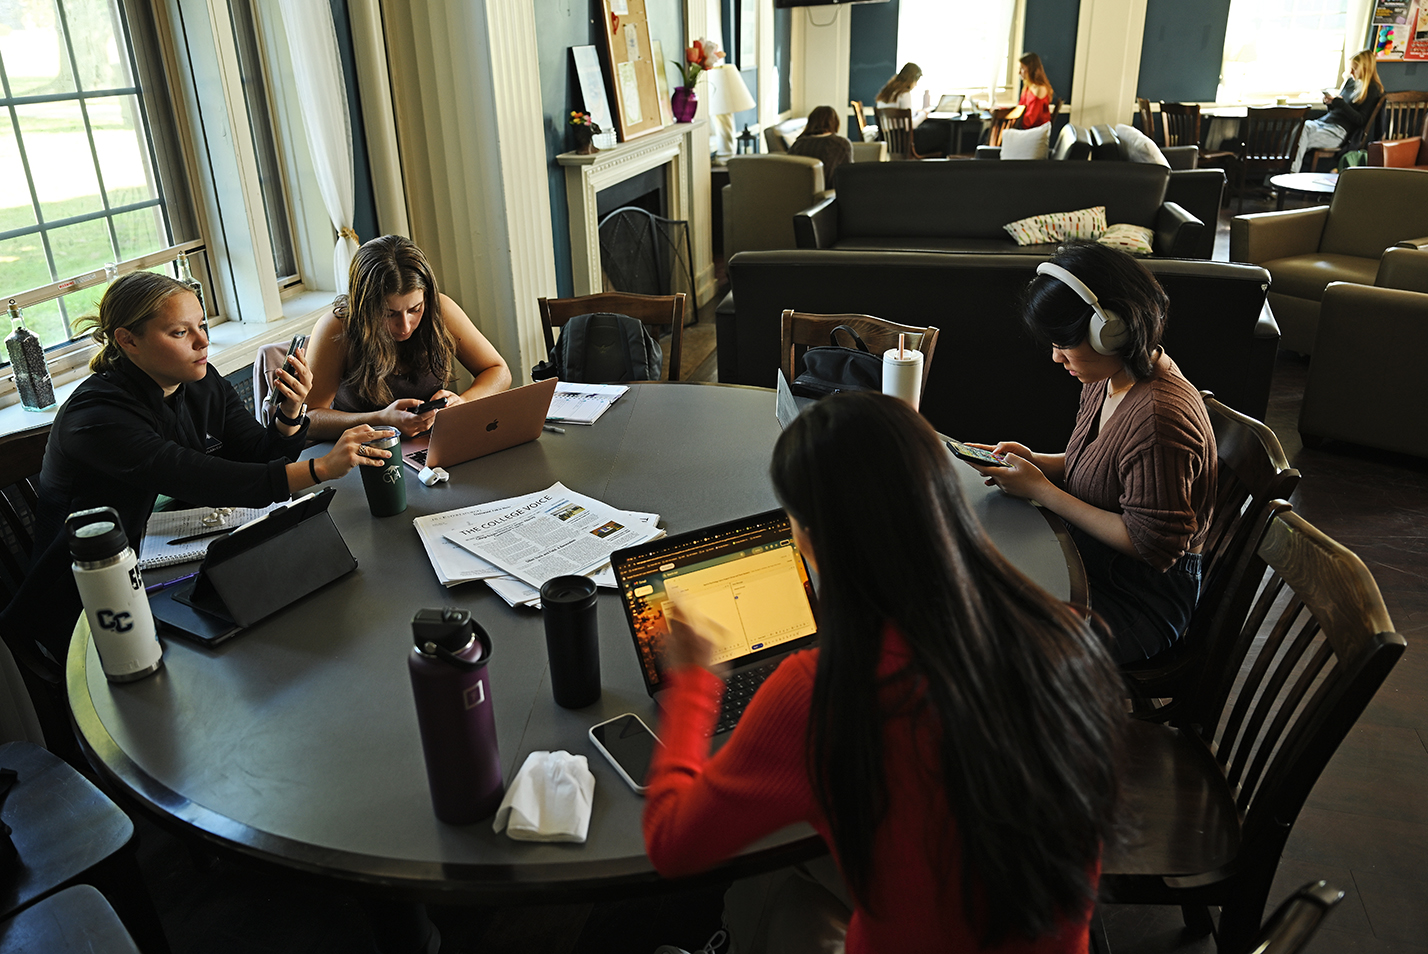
[492,750,595,843]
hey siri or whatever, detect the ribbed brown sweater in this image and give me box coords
[1063,353,1216,571]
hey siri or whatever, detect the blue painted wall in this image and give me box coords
[1023,0,1078,106]
[537,0,685,298]
[848,0,898,108]
[1136,0,1229,103]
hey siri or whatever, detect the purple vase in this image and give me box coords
[672,86,698,123]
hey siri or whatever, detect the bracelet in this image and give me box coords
[309,458,320,483]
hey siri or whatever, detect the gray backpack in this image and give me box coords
[531,312,663,383]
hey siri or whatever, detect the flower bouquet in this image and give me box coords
[670,37,724,122]
[569,110,601,154]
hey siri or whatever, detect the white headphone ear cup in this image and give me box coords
[1091,307,1129,355]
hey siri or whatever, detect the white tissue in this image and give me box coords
[492,750,595,843]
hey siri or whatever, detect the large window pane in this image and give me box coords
[0,116,39,232]
[1219,0,1352,102]
[111,205,164,260]
[0,234,50,302]
[66,0,135,91]
[47,217,113,280]
[898,0,1018,102]
[15,101,104,223]
[0,0,78,98]
[91,94,158,207]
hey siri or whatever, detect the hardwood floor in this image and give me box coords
[132,197,1427,953]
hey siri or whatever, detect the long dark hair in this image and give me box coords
[800,105,841,137]
[1022,242,1169,380]
[876,62,922,104]
[770,392,1124,945]
[1019,52,1053,98]
[332,234,454,408]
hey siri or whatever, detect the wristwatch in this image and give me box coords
[275,402,308,427]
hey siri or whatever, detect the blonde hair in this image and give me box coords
[79,271,194,373]
[1349,50,1380,104]
[331,235,454,409]
[876,63,922,104]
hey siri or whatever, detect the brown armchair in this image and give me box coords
[1229,166,1428,353]
[721,154,829,261]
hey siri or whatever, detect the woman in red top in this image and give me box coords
[643,392,1126,954]
[1017,52,1054,128]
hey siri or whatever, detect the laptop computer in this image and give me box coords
[930,93,965,116]
[402,377,558,470]
[612,509,820,738]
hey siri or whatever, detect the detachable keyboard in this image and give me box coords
[710,658,783,736]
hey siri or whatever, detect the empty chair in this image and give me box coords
[987,104,1024,147]
[1248,881,1345,954]
[538,291,685,381]
[0,427,47,613]
[721,155,827,262]
[1137,97,1158,144]
[1375,89,1428,142]
[1158,102,1237,168]
[251,341,293,425]
[780,310,939,398]
[849,99,877,141]
[1227,106,1308,211]
[1100,510,1405,953]
[875,107,942,160]
[0,886,141,954]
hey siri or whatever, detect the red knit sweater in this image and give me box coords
[643,632,1095,954]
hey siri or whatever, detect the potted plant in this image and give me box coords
[670,37,724,123]
[569,111,601,155]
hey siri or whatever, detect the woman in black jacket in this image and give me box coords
[1292,49,1383,172]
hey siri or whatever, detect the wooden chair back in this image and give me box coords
[1137,97,1158,145]
[1230,106,1307,209]
[876,107,920,159]
[988,105,1023,147]
[849,99,871,139]
[1377,90,1428,142]
[0,426,49,610]
[1158,102,1202,148]
[537,292,686,381]
[1049,97,1062,122]
[779,310,939,396]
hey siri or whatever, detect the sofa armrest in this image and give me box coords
[722,183,733,261]
[1229,207,1329,264]
[1394,235,1428,250]
[850,141,886,162]
[1153,201,1204,258]
[1255,299,1280,339]
[1162,145,1199,170]
[793,194,838,249]
[1375,247,1428,292]
[974,146,1002,159]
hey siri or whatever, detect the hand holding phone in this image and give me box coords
[266,334,309,414]
[589,713,661,794]
[946,439,1009,468]
[413,396,448,415]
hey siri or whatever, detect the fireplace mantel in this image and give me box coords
[557,121,713,305]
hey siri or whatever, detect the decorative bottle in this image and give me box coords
[5,299,56,412]
[176,252,205,315]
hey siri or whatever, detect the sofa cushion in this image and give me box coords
[1004,206,1107,245]
[833,235,1061,255]
[1114,124,1170,167]
[1378,137,1424,168]
[1261,253,1379,301]
[1001,124,1051,160]
[1318,167,1428,259]
[1098,223,1156,255]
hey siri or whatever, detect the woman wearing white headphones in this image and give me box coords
[969,243,1216,663]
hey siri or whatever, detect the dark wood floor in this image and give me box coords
[130,196,1427,953]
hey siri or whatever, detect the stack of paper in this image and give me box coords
[545,383,628,426]
[413,482,660,608]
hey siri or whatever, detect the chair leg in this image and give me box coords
[1181,903,1215,937]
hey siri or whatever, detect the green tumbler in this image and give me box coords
[359,427,407,517]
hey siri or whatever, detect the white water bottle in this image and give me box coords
[68,507,164,682]
[882,333,924,410]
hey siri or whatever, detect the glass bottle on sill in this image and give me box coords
[6,299,57,412]
[176,251,205,316]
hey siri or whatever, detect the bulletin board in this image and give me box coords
[600,0,666,141]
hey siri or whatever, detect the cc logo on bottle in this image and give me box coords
[97,610,134,633]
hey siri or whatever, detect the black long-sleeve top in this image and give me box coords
[1323,79,1384,137]
[6,354,308,663]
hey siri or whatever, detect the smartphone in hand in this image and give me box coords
[265,334,309,416]
[946,439,1009,468]
[413,396,449,415]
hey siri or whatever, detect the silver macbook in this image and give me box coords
[402,377,558,470]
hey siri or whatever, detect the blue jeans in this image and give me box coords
[1071,528,1203,664]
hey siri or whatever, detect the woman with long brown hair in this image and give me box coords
[787,105,853,187]
[306,234,511,440]
[1017,52,1054,128]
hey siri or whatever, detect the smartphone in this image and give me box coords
[946,439,1009,468]
[589,713,661,795]
[413,396,449,414]
[266,334,309,414]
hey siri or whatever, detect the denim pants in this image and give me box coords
[1070,527,1203,664]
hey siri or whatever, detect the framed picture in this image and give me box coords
[599,0,664,140]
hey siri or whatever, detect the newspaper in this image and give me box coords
[443,482,662,591]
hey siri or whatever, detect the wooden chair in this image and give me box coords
[0,426,48,612]
[1307,92,1391,172]
[1227,106,1307,211]
[1122,394,1302,715]
[1373,89,1428,143]
[875,107,942,160]
[1249,881,1345,954]
[987,104,1024,147]
[1137,97,1158,144]
[849,99,876,141]
[0,886,141,954]
[1101,510,1405,953]
[537,291,685,381]
[779,310,939,398]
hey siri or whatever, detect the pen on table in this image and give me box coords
[145,571,198,595]
[166,526,233,546]
[543,424,566,435]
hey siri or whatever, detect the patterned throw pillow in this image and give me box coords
[1097,223,1156,255]
[1003,206,1108,246]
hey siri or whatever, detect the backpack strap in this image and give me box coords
[829,325,873,353]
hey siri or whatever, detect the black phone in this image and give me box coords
[588,713,661,794]
[946,439,1009,468]
[413,397,448,414]
[266,334,309,413]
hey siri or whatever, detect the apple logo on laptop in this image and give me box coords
[486,419,499,431]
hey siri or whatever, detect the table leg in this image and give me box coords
[363,899,440,954]
[1276,189,1288,211]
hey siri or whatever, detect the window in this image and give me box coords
[1218,0,1354,103]
[897,0,1020,104]
[0,0,174,351]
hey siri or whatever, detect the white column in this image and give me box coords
[1070,0,1149,128]
[791,5,851,121]
[381,0,556,379]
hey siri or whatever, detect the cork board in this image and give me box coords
[600,0,665,141]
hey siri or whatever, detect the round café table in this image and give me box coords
[1269,171,1338,210]
[67,383,1083,913]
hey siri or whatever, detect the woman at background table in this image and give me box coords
[1017,52,1054,129]
[969,243,1216,664]
[875,61,948,156]
[0,272,383,676]
[1292,49,1382,173]
[305,234,511,440]
[786,105,853,187]
[644,392,1126,954]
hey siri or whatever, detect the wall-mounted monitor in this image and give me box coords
[773,0,889,7]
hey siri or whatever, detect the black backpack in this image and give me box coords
[792,325,883,398]
[531,312,663,383]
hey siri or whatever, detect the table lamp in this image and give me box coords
[706,64,756,160]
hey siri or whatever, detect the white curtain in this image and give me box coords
[277,0,359,292]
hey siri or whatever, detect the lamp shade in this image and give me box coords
[707,65,756,114]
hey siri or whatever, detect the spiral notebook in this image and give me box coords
[138,504,283,570]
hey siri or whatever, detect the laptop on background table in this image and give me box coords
[402,378,558,471]
[612,510,819,739]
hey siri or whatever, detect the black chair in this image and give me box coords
[0,742,171,953]
[0,426,47,612]
[537,291,686,382]
[596,206,698,316]
[1227,106,1308,211]
[1101,510,1405,953]
[0,885,141,953]
[1248,881,1345,954]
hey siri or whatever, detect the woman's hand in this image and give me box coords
[428,388,463,410]
[664,603,724,675]
[969,452,1054,502]
[273,348,313,419]
[379,398,438,437]
[970,440,1035,462]
[314,425,388,481]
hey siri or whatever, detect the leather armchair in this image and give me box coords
[1229,167,1428,354]
[850,141,887,162]
[721,154,829,261]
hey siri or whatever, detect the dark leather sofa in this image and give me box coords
[793,160,1205,258]
[721,250,1279,450]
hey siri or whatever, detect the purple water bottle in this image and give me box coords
[407,608,504,823]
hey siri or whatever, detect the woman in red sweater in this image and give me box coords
[643,392,1126,954]
[1017,53,1054,129]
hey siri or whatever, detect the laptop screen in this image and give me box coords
[613,510,818,690]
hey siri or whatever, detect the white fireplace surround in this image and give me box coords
[557,122,715,306]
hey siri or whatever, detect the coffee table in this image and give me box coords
[1269,171,1338,210]
[67,384,1083,918]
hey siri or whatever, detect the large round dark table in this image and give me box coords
[67,382,1083,906]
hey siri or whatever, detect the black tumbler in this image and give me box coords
[540,575,600,708]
